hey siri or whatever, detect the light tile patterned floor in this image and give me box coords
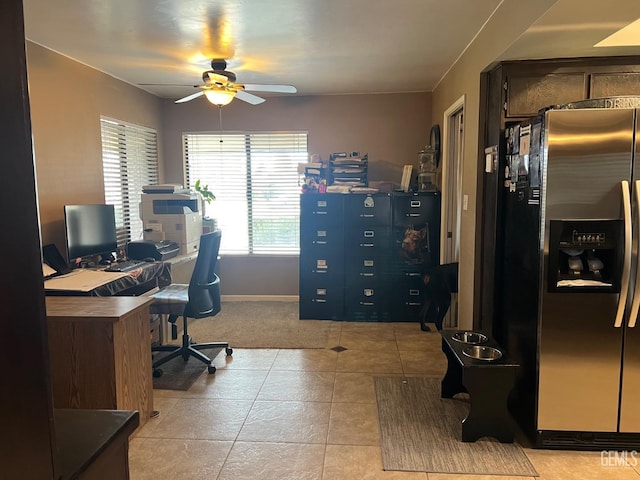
[128,322,640,480]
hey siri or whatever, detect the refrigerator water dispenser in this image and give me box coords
[547,219,623,292]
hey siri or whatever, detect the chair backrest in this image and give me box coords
[184,230,222,319]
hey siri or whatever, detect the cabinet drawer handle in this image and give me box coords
[410,201,421,207]
[409,289,420,295]
[364,231,374,237]
[314,270,327,274]
[408,302,421,306]
[360,243,374,247]
[314,240,327,245]
[313,211,327,215]
[314,299,327,303]
[407,213,421,217]
[361,273,374,277]
[405,272,420,277]
[361,302,374,306]
[360,214,374,218]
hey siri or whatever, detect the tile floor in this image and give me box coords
[129,321,640,479]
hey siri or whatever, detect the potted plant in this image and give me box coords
[194,179,217,231]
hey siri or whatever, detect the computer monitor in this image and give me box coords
[64,204,118,262]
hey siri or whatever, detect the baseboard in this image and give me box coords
[221,295,299,302]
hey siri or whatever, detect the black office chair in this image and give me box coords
[150,230,232,376]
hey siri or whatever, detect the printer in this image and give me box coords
[126,240,180,261]
[140,191,203,255]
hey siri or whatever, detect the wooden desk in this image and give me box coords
[46,297,154,430]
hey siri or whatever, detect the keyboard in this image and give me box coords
[104,259,147,272]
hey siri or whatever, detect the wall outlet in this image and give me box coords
[463,194,469,211]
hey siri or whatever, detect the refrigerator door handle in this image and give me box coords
[615,180,632,328]
[628,180,640,328]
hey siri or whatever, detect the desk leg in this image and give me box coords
[157,313,170,345]
[441,339,466,398]
[461,368,515,443]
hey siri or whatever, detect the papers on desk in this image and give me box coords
[44,269,129,292]
[42,262,57,278]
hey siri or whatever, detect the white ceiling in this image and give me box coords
[22,0,640,102]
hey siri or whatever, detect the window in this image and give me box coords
[183,131,307,255]
[100,117,159,247]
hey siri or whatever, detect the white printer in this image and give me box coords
[140,190,203,255]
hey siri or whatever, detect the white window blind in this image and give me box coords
[183,131,307,255]
[100,117,158,247]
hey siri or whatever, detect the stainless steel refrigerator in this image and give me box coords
[497,96,640,449]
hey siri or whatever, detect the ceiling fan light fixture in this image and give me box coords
[204,87,236,106]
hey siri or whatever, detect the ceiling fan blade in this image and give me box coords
[242,84,297,93]
[236,90,265,105]
[175,90,205,104]
[207,72,230,84]
[139,83,202,87]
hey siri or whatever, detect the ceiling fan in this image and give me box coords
[174,59,297,106]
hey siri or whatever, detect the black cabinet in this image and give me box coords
[299,192,440,322]
[390,193,441,321]
[299,194,345,320]
[344,194,392,321]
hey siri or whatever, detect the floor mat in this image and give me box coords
[152,348,222,391]
[374,376,538,476]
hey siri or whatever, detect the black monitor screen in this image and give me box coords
[64,204,118,261]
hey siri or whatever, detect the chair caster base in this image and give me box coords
[153,368,163,378]
[207,365,216,374]
[226,347,233,356]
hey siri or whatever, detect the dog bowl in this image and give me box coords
[462,345,503,361]
[452,331,488,345]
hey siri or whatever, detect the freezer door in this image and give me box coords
[620,322,640,432]
[620,114,640,433]
[538,108,635,432]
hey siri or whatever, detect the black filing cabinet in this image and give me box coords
[299,192,440,322]
[390,192,441,321]
[344,194,392,321]
[299,194,345,320]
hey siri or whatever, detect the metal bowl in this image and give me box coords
[462,345,503,361]
[452,331,488,345]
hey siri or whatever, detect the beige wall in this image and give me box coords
[430,0,557,329]
[161,92,433,295]
[27,42,164,252]
[161,92,432,184]
[26,41,433,296]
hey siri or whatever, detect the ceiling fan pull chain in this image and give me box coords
[219,106,223,144]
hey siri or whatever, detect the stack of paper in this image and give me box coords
[329,153,368,188]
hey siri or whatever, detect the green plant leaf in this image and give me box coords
[194,179,215,203]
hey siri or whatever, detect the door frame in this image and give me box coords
[440,94,465,327]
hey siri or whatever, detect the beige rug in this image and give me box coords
[186,301,334,349]
[374,376,538,476]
